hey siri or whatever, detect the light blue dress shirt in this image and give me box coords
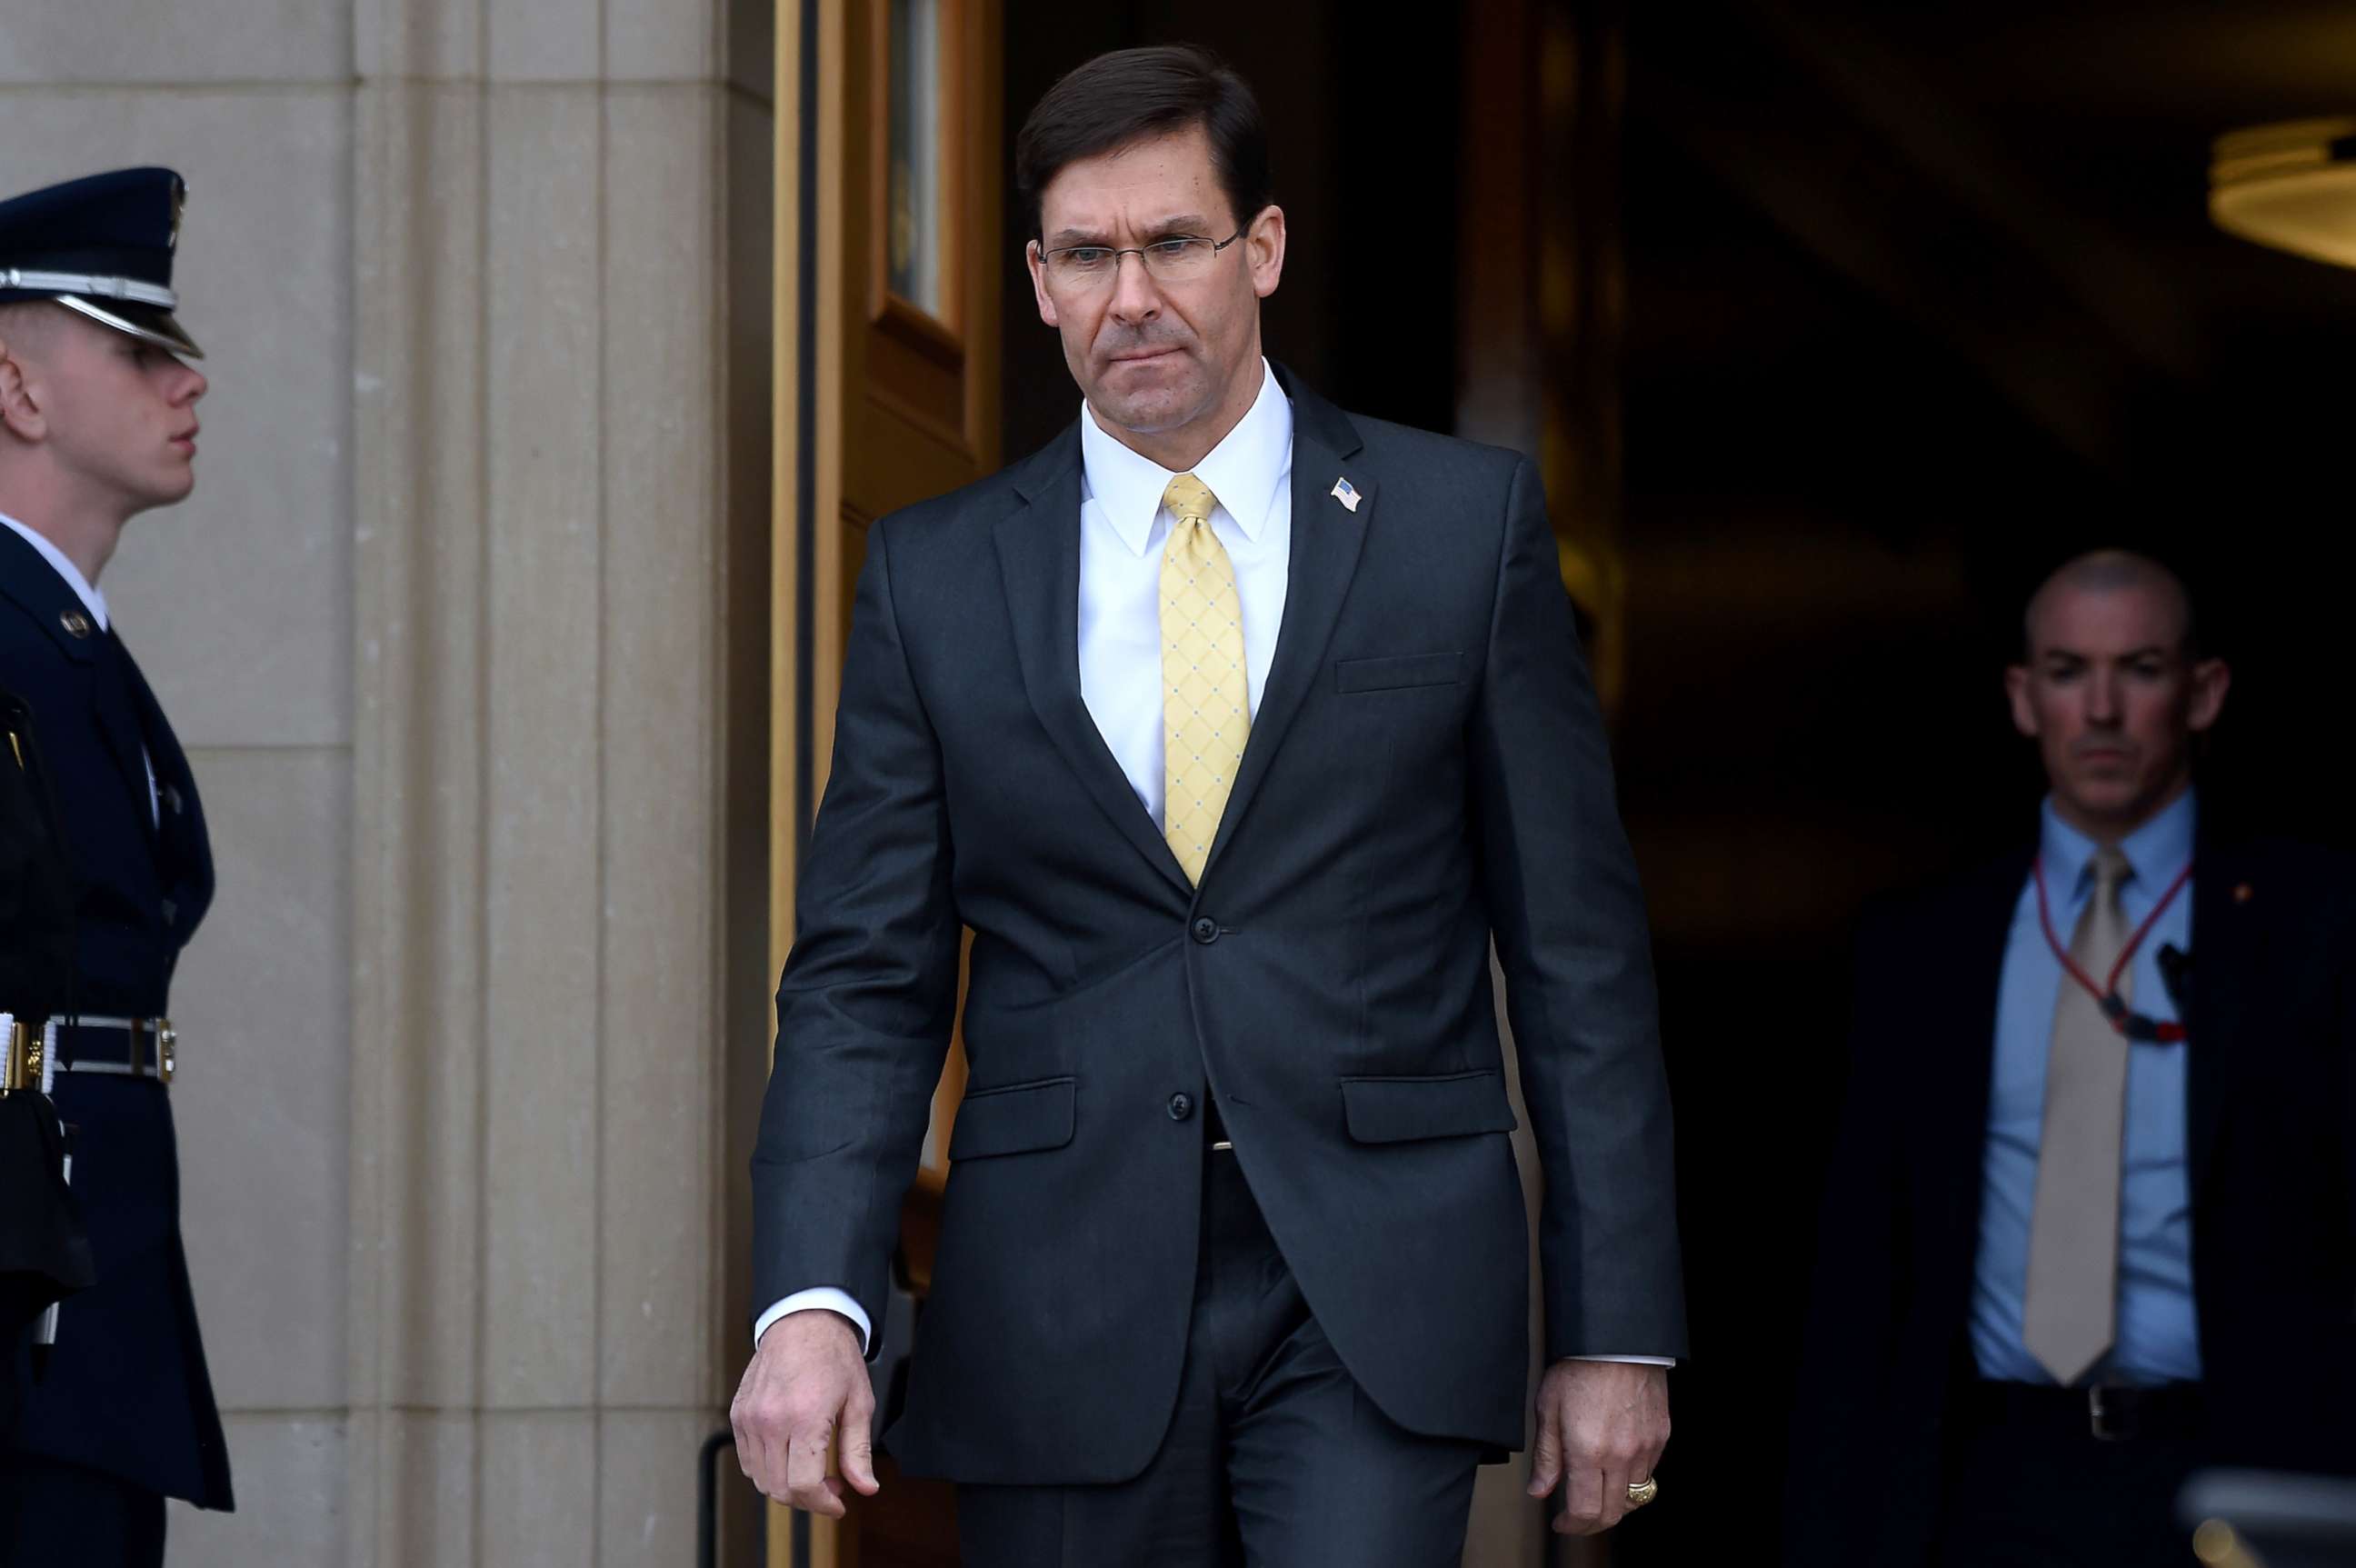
[1972,789,2202,1385]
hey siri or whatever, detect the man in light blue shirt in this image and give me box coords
[1973,784,2201,1389]
[1790,548,2356,1567]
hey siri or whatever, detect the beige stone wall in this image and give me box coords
[1,0,770,1557]
[1,7,361,1559]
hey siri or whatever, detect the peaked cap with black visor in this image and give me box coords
[0,167,203,359]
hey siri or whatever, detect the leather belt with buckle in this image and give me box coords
[1971,1379,2202,1443]
[55,1016,177,1084]
[2084,1383,2203,1443]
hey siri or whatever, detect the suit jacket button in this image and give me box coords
[1167,1093,1194,1122]
[1191,916,1219,944]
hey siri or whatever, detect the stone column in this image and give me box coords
[1,7,360,1563]
[345,0,770,1561]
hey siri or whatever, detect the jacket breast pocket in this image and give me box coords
[1340,1070,1518,1144]
[1333,652,1463,694]
[947,1075,1076,1161]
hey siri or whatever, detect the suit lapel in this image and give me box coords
[1202,373,1371,877]
[112,630,210,900]
[93,635,165,856]
[991,369,1375,894]
[0,528,156,851]
[1927,849,2034,1234]
[2185,837,2254,1200]
[993,433,1193,900]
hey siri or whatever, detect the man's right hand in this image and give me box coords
[730,1310,880,1517]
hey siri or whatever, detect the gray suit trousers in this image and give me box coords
[954,1151,1483,1568]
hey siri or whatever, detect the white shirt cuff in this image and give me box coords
[1571,1354,1676,1367]
[748,1293,1662,1372]
[754,1289,874,1357]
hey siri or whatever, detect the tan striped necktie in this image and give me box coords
[1159,473,1247,885]
[2022,844,2133,1385]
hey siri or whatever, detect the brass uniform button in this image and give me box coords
[59,609,93,638]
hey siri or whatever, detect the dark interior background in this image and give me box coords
[1000,0,1464,455]
[998,3,2356,1560]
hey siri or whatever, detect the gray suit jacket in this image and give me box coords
[752,365,1685,1486]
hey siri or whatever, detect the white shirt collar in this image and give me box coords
[0,510,108,631]
[1079,359,1293,558]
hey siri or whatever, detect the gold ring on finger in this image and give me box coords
[1625,1476,1660,1508]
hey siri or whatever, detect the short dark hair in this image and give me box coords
[1015,45,1273,245]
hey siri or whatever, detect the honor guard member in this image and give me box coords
[0,167,229,1566]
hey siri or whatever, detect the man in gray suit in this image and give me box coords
[734,45,1685,1565]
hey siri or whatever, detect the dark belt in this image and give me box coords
[56,1015,176,1084]
[1968,1379,2203,1443]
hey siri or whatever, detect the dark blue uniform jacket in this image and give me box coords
[0,524,229,1509]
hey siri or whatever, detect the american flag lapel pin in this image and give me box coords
[1331,476,1361,513]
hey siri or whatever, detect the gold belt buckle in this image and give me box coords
[3,1017,36,1093]
[128,1017,175,1084]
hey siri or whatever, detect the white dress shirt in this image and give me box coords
[0,509,158,825]
[758,366,1669,1368]
[1074,359,1293,824]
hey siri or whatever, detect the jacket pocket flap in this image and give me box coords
[948,1076,1076,1161]
[1341,1071,1518,1144]
[1334,652,1463,694]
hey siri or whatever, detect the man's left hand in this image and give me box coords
[1526,1359,1671,1535]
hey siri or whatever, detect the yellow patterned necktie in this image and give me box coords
[1159,473,1248,884]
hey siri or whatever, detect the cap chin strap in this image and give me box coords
[0,268,178,308]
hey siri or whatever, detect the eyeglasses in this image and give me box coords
[1038,228,1247,290]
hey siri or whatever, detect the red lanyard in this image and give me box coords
[2032,854,2193,1043]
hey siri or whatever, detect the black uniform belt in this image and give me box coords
[55,1015,176,1084]
[1968,1379,2203,1443]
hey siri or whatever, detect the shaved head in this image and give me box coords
[0,300,65,361]
[2023,550,2196,661]
[2006,547,2228,842]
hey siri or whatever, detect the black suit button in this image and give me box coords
[1167,1093,1194,1122]
[1191,917,1219,944]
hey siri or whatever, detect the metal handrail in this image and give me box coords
[697,1429,734,1568]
